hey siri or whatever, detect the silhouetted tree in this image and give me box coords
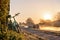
[26,18,35,28]
[57,12,60,20]
[53,12,60,27]
[39,19,45,25]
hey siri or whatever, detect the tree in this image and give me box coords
[0,0,26,40]
[26,18,35,28]
[0,0,10,33]
[39,19,45,25]
[0,0,10,40]
[57,12,60,20]
[53,12,60,27]
[55,12,60,20]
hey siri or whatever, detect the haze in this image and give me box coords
[10,0,60,23]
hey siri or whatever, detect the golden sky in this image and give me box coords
[10,0,60,23]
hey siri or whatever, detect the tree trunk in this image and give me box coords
[0,0,10,33]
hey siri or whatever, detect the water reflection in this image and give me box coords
[39,26,60,32]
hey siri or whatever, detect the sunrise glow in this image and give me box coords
[43,12,52,20]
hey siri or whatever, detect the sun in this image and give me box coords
[43,14,51,20]
[43,12,52,20]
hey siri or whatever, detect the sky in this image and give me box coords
[10,0,60,23]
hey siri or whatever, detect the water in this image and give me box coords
[39,26,60,33]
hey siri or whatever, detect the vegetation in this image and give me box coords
[0,0,26,40]
[0,30,26,40]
